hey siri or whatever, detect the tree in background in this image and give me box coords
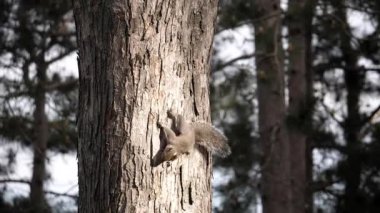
[211,64,259,212]
[211,1,262,212]
[211,0,267,211]
[312,0,380,212]
[0,0,77,211]
[74,0,218,211]
[254,0,292,212]
[212,0,380,212]
[287,0,315,212]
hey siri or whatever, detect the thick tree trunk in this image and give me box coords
[30,65,49,212]
[287,1,312,213]
[74,0,218,212]
[254,1,291,213]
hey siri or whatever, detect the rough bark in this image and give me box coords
[74,0,218,212]
[254,0,291,213]
[30,63,49,212]
[287,1,312,212]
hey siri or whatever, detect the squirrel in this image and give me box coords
[158,110,231,162]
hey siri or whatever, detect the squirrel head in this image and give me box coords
[162,144,178,161]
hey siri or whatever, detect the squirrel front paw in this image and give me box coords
[167,109,176,118]
[157,121,163,128]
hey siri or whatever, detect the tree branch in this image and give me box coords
[320,100,344,128]
[46,48,76,65]
[366,104,380,125]
[215,11,282,35]
[311,179,340,192]
[45,79,78,92]
[0,91,30,100]
[0,179,78,199]
[315,63,380,73]
[357,104,380,140]
[0,179,30,184]
[45,190,78,199]
[214,53,256,71]
[215,20,251,35]
[312,140,346,153]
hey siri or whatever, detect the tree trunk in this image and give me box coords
[30,64,49,212]
[74,0,218,212]
[287,1,313,212]
[304,1,316,212]
[254,1,291,213]
[332,2,364,213]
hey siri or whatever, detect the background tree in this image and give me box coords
[74,0,218,212]
[0,0,77,211]
[254,0,291,212]
[212,0,380,212]
[211,1,261,212]
[312,0,380,212]
[287,0,315,212]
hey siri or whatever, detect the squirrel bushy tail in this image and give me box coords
[192,122,231,157]
[158,110,231,162]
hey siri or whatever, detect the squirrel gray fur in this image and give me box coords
[158,110,231,162]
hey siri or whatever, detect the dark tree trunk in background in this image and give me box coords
[254,0,291,213]
[30,64,49,212]
[74,0,218,212]
[304,1,316,213]
[333,2,364,212]
[287,0,314,212]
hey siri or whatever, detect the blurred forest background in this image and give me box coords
[1,0,380,212]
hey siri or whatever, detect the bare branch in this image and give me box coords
[215,20,251,35]
[215,11,282,36]
[45,190,78,199]
[311,179,340,192]
[0,179,78,199]
[0,91,30,99]
[214,53,256,71]
[365,104,380,125]
[0,179,30,184]
[320,99,344,128]
[358,105,380,140]
[312,140,346,153]
[45,79,78,92]
[46,48,76,65]
[314,61,380,73]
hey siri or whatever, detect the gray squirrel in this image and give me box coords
[158,110,231,162]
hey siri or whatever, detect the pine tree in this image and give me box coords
[0,0,77,211]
